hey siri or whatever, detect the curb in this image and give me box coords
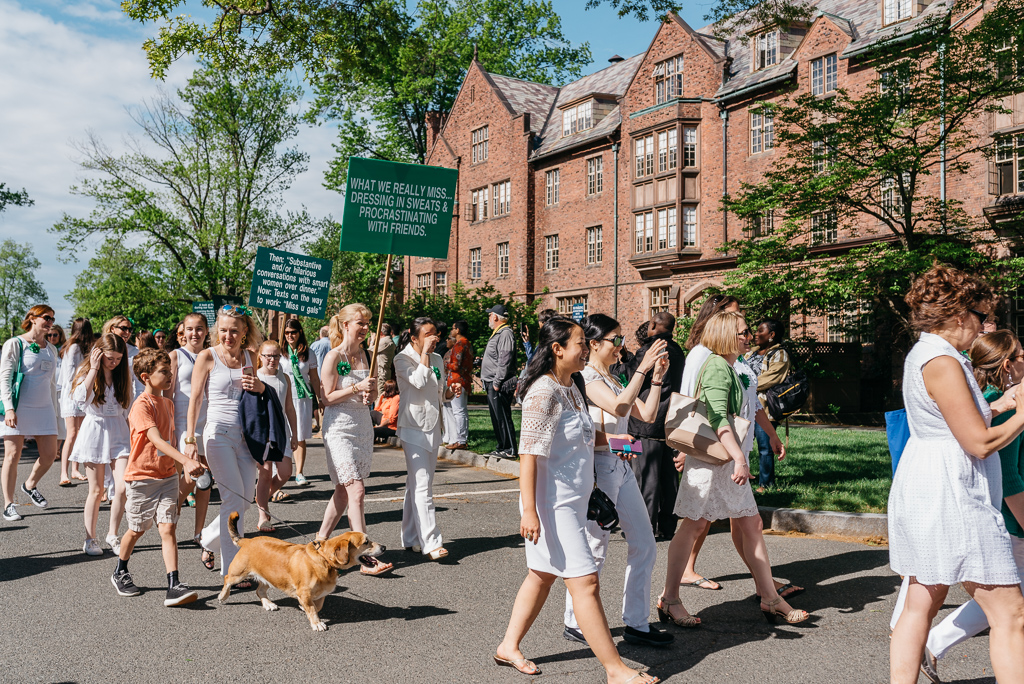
[439,447,889,541]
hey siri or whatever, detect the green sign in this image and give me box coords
[340,157,458,258]
[248,247,334,319]
[191,296,243,326]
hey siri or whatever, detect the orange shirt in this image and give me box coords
[374,394,399,430]
[125,394,177,481]
[445,336,474,389]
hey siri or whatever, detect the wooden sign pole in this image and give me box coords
[368,253,394,381]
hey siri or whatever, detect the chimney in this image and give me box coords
[425,111,444,154]
[608,55,624,64]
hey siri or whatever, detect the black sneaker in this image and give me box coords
[623,624,674,647]
[164,582,199,607]
[2,503,22,521]
[563,625,588,645]
[20,483,47,508]
[111,570,141,597]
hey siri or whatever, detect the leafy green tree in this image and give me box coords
[0,184,32,213]
[67,239,190,333]
[0,239,46,341]
[52,65,315,302]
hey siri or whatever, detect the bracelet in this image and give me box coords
[650,381,663,387]
[184,436,196,445]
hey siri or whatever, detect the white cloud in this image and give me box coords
[0,0,339,327]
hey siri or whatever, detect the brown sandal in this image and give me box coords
[360,559,394,576]
[761,597,810,624]
[201,549,216,571]
[656,596,700,627]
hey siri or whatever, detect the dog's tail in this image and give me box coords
[228,511,244,547]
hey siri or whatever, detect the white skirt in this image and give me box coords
[293,396,312,441]
[0,406,59,438]
[674,457,759,521]
[69,415,130,464]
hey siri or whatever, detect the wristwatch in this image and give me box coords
[184,436,197,445]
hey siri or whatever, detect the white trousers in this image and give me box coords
[401,441,443,554]
[199,423,258,576]
[890,536,1024,658]
[441,391,469,445]
[564,452,657,631]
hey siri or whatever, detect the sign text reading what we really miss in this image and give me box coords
[348,177,451,236]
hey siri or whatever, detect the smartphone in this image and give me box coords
[242,365,254,378]
[609,438,643,456]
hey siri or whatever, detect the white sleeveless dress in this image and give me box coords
[888,332,1018,585]
[59,344,86,418]
[323,352,374,486]
[280,352,313,441]
[173,348,207,452]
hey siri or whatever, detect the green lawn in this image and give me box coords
[465,409,892,514]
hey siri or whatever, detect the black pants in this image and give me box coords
[374,426,396,441]
[630,438,679,538]
[486,385,517,455]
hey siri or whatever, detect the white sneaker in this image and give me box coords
[106,534,121,554]
[83,538,103,556]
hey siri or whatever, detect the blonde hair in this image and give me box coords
[214,307,263,350]
[701,311,746,356]
[329,303,373,347]
[102,315,131,336]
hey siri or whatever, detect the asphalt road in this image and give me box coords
[0,439,997,684]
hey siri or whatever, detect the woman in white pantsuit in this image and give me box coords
[394,317,460,560]
[184,304,264,580]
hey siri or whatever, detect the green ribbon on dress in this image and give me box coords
[289,346,313,399]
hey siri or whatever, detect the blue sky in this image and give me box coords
[0,0,708,327]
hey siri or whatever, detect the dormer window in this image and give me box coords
[755,31,778,70]
[883,0,912,25]
[654,56,684,104]
[562,100,593,137]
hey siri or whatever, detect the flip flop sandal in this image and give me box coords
[360,559,394,576]
[270,491,289,502]
[201,549,216,571]
[493,655,540,675]
[257,523,276,533]
[71,473,88,481]
[682,576,721,590]
[753,583,805,603]
[58,479,75,487]
[624,672,659,684]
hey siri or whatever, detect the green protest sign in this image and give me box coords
[248,247,334,319]
[340,157,458,258]
[191,296,243,325]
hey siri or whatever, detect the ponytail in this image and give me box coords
[518,318,582,401]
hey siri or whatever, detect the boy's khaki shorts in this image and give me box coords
[125,475,180,532]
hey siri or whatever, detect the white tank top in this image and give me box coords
[174,347,208,436]
[205,348,251,426]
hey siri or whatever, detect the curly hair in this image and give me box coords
[905,264,993,333]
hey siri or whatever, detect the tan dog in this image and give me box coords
[218,511,385,631]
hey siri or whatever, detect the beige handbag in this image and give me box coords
[664,356,751,465]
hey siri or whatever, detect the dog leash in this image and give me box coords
[207,478,325,550]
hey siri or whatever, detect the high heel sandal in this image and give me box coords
[761,597,809,625]
[656,596,700,628]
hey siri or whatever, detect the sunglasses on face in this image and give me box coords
[968,309,991,326]
[37,315,55,323]
[114,325,132,332]
[284,330,299,336]
[47,332,60,339]
[737,328,753,338]
[602,335,624,347]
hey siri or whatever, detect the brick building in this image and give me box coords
[409,0,1024,341]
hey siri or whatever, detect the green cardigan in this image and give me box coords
[983,386,1024,539]
[697,356,744,432]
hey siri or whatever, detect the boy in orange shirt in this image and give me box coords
[111,348,206,606]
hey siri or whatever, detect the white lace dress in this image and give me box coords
[518,375,598,578]
[888,332,1018,585]
[322,354,374,486]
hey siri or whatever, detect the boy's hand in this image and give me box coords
[185,459,205,478]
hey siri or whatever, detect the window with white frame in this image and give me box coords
[469,248,481,279]
[471,126,488,163]
[881,174,909,215]
[434,272,447,295]
[812,136,836,173]
[884,0,912,25]
[492,180,510,216]
[557,295,589,317]
[811,210,838,245]
[416,273,432,292]
[545,169,560,205]
[649,286,672,317]
[587,156,603,195]
[635,135,655,178]
[587,226,603,264]
[811,54,838,95]
[655,55,684,103]
[747,210,775,237]
[683,127,696,167]
[657,207,677,250]
[995,36,1022,80]
[471,187,489,221]
[750,110,774,154]
[995,135,1024,195]
[562,100,594,137]
[497,242,509,276]
[545,235,559,270]
[755,31,778,70]
[880,68,909,118]
[634,211,654,253]
[682,206,697,246]
[658,129,678,172]
[827,300,866,342]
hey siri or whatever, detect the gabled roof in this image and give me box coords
[486,73,559,134]
[818,11,858,39]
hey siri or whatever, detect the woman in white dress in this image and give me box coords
[316,303,393,575]
[562,313,673,648]
[166,313,214,563]
[659,312,807,627]
[494,317,659,684]
[280,319,321,486]
[69,334,133,554]
[255,339,298,532]
[104,316,142,400]
[889,265,1024,684]
[57,317,95,485]
[1,305,62,522]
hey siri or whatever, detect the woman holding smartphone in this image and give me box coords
[184,305,263,578]
[562,314,673,647]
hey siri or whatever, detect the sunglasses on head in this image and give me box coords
[221,304,252,316]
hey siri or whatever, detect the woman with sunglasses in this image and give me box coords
[104,316,142,400]
[280,320,322,486]
[561,314,673,647]
[2,305,62,522]
[58,318,95,485]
